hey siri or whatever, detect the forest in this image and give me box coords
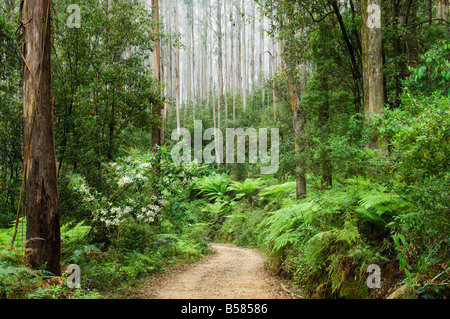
[0,0,448,300]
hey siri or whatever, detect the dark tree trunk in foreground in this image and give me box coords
[23,0,61,276]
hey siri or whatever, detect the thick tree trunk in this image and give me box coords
[361,0,385,149]
[361,0,385,148]
[23,0,61,276]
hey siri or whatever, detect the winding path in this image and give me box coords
[133,244,294,299]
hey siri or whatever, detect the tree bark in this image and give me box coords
[217,0,223,130]
[251,1,256,95]
[223,0,228,123]
[361,0,385,149]
[439,0,449,21]
[237,1,242,102]
[241,0,247,112]
[22,0,61,276]
[260,9,265,108]
[231,5,236,121]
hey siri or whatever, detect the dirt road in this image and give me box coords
[133,244,296,299]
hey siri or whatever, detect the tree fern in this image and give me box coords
[192,173,231,202]
[258,181,296,206]
[228,178,263,199]
[356,190,408,224]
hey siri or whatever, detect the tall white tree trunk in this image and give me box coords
[241,0,247,112]
[174,0,181,135]
[223,0,228,123]
[217,0,223,131]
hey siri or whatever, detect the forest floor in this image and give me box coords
[130,244,300,299]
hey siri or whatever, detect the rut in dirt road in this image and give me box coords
[134,244,295,299]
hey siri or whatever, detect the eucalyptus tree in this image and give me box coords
[22,0,61,275]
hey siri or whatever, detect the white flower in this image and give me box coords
[136,173,148,181]
[118,176,133,187]
[139,163,151,169]
[160,200,168,207]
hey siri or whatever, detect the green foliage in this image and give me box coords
[220,177,412,298]
[0,0,448,300]
[192,173,231,202]
[406,40,450,96]
[0,8,22,228]
[258,181,296,207]
[228,178,263,200]
[52,0,163,189]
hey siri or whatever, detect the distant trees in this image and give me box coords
[159,0,271,125]
[255,0,448,199]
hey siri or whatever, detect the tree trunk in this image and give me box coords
[217,0,223,130]
[439,0,449,21]
[22,0,61,276]
[237,1,242,102]
[260,9,265,108]
[190,0,196,120]
[251,1,256,95]
[223,0,228,123]
[241,0,247,112]
[361,0,385,148]
[231,6,236,121]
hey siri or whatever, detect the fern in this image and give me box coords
[356,190,408,225]
[260,199,320,254]
[258,181,296,206]
[228,178,262,199]
[192,173,231,202]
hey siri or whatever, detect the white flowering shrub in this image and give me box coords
[66,148,208,229]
